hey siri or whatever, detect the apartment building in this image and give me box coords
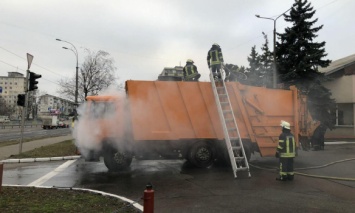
[0,72,26,118]
[158,66,184,81]
[37,94,76,118]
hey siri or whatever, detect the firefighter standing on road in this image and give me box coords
[275,120,296,181]
[183,59,201,81]
[207,43,224,80]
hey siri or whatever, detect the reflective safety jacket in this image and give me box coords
[207,46,224,66]
[277,131,296,158]
[183,64,199,79]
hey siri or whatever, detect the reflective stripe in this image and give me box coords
[184,65,198,79]
[277,139,284,150]
[209,50,221,65]
[280,136,296,158]
[186,73,198,79]
[185,65,196,75]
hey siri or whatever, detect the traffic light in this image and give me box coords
[28,71,41,91]
[17,94,26,107]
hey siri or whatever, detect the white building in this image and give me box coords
[319,53,355,137]
[0,72,26,118]
[158,66,184,81]
[37,94,76,117]
[0,71,76,119]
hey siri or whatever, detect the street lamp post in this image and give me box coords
[255,7,292,88]
[56,39,79,107]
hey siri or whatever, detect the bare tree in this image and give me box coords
[0,96,16,117]
[57,49,118,102]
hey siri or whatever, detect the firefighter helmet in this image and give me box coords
[280,120,291,130]
[186,59,194,63]
[213,43,219,46]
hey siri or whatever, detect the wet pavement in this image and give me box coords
[3,143,355,212]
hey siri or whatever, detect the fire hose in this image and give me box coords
[249,157,355,181]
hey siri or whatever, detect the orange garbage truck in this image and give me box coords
[75,80,318,172]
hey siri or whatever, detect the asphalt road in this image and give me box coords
[3,142,355,212]
[0,126,71,142]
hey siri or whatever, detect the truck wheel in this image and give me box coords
[103,147,133,171]
[242,141,251,163]
[188,141,215,168]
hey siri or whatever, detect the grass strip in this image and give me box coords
[0,187,140,213]
[9,140,78,158]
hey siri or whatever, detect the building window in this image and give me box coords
[334,103,354,126]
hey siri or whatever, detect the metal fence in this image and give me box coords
[0,120,42,129]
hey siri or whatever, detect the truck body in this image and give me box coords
[78,80,317,171]
[41,115,58,129]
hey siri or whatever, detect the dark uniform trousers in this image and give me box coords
[279,157,294,180]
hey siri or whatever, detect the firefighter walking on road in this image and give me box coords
[183,59,201,81]
[275,120,296,181]
[207,43,224,80]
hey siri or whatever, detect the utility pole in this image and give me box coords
[56,38,79,117]
[19,53,33,154]
[255,7,292,88]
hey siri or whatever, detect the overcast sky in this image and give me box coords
[1,0,354,97]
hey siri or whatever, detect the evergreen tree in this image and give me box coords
[246,46,262,86]
[276,0,335,129]
[259,32,273,88]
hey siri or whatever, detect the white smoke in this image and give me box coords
[72,85,126,158]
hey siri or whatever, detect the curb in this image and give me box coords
[0,155,82,164]
[3,184,143,212]
[325,141,355,145]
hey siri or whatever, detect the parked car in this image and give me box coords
[0,116,10,123]
[58,121,69,128]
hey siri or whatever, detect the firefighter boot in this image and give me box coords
[276,175,288,181]
[287,174,294,181]
[213,73,219,81]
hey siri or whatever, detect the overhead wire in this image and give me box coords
[0,59,62,86]
[0,46,65,78]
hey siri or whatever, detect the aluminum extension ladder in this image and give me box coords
[210,66,251,178]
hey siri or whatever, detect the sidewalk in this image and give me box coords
[0,134,73,160]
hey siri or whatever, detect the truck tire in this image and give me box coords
[103,147,133,171]
[242,141,251,163]
[188,141,215,168]
[241,142,251,167]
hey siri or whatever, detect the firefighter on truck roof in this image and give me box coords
[183,59,201,81]
[207,43,224,80]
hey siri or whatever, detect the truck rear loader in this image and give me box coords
[76,80,317,175]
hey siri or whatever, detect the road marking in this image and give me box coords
[27,159,77,186]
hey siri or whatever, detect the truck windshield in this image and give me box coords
[89,101,115,119]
